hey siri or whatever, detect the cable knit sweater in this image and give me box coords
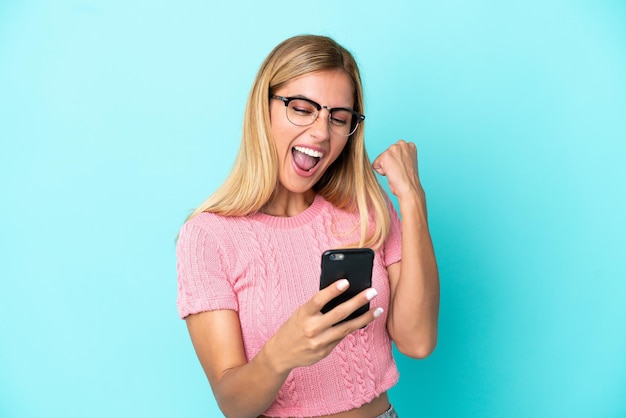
[176,194,402,417]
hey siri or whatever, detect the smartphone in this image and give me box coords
[319,248,375,324]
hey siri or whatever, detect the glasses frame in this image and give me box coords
[270,95,365,136]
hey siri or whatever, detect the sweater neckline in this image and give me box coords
[251,194,326,228]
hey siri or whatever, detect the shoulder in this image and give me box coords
[182,211,235,229]
[180,211,252,235]
[177,212,258,254]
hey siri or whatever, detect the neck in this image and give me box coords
[261,189,316,217]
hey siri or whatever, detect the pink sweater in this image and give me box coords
[176,194,402,417]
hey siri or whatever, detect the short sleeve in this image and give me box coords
[383,197,402,267]
[176,219,238,319]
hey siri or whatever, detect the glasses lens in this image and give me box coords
[286,99,317,126]
[286,98,361,136]
[328,109,355,136]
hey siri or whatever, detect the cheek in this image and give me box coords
[270,112,290,148]
[271,125,294,153]
[330,138,350,161]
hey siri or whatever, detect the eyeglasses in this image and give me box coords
[270,95,365,136]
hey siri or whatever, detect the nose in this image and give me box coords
[309,108,332,139]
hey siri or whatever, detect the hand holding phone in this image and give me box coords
[319,248,374,325]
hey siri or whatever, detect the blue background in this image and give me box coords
[1,1,625,417]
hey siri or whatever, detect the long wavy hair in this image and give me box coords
[188,35,390,249]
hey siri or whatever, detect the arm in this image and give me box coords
[185,280,383,418]
[186,310,287,418]
[373,140,440,358]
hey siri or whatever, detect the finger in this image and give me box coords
[372,164,385,175]
[305,279,350,314]
[372,154,387,175]
[407,142,418,161]
[327,305,385,340]
[323,287,379,327]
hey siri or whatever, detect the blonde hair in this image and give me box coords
[189,35,390,249]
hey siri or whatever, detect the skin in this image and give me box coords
[185,69,440,418]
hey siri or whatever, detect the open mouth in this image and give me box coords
[292,146,323,172]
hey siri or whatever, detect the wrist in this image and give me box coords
[397,187,427,216]
[258,336,292,378]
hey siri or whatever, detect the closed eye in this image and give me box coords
[293,106,315,115]
[330,116,348,126]
[330,110,352,126]
[289,98,317,116]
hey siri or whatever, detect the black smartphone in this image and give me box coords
[319,248,375,324]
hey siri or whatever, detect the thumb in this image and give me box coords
[372,158,385,176]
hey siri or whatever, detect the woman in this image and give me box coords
[176,34,439,418]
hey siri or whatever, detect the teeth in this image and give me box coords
[294,146,323,158]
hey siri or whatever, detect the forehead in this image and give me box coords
[276,70,355,107]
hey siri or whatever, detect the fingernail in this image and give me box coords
[365,288,378,301]
[336,279,349,291]
[373,307,384,318]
